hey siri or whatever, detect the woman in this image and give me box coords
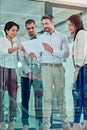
[68,14,87,130]
[0,21,21,130]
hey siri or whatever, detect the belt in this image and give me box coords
[41,63,62,67]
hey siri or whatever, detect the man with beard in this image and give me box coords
[39,15,71,130]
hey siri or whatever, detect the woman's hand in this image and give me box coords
[73,66,80,83]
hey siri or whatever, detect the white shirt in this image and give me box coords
[73,30,87,67]
[0,37,18,68]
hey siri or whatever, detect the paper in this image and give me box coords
[21,38,44,55]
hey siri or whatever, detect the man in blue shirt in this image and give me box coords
[29,15,71,130]
[40,15,71,130]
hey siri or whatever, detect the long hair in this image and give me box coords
[68,14,85,40]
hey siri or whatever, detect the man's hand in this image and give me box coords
[42,43,53,53]
[29,52,37,59]
[28,72,34,79]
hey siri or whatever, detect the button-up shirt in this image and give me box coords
[39,31,69,64]
[0,37,18,68]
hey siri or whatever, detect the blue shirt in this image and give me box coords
[39,31,69,64]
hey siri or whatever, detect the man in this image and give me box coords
[40,15,71,130]
[29,15,71,130]
[20,19,43,130]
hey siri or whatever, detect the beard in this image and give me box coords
[44,27,51,32]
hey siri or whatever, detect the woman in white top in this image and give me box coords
[0,21,21,130]
[68,14,87,130]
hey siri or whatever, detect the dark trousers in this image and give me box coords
[21,77,43,126]
[73,64,87,123]
[0,67,18,122]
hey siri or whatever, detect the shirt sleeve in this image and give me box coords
[52,36,69,59]
[0,40,9,55]
[74,31,87,67]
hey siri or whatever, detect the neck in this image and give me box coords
[6,35,13,42]
[30,33,36,38]
[49,28,55,34]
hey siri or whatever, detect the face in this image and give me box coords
[68,20,76,33]
[6,25,18,39]
[25,23,36,37]
[41,19,54,33]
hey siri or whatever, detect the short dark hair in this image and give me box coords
[4,21,19,35]
[41,15,54,21]
[25,19,36,25]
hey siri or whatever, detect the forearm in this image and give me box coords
[53,49,69,59]
[8,46,19,54]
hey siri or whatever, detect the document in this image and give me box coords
[21,38,44,55]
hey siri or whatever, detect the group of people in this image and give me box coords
[0,14,87,130]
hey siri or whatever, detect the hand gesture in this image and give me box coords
[18,45,25,51]
[42,43,53,53]
[29,52,37,59]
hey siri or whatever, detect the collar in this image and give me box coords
[45,30,56,35]
[29,35,37,40]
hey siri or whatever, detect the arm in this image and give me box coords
[8,44,25,54]
[73,31,87,82]
[8,45,20,54]
[52,37,69,59]
[74,31,87,67]
[42,37,69,59]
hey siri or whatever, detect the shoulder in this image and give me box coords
[55,31,68,43]
[76,30,87,38]
[37,32,47,40]
[0,37,7,44]
[55,31,67,39]
[0,37,5,41]
[40,32,47,37]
